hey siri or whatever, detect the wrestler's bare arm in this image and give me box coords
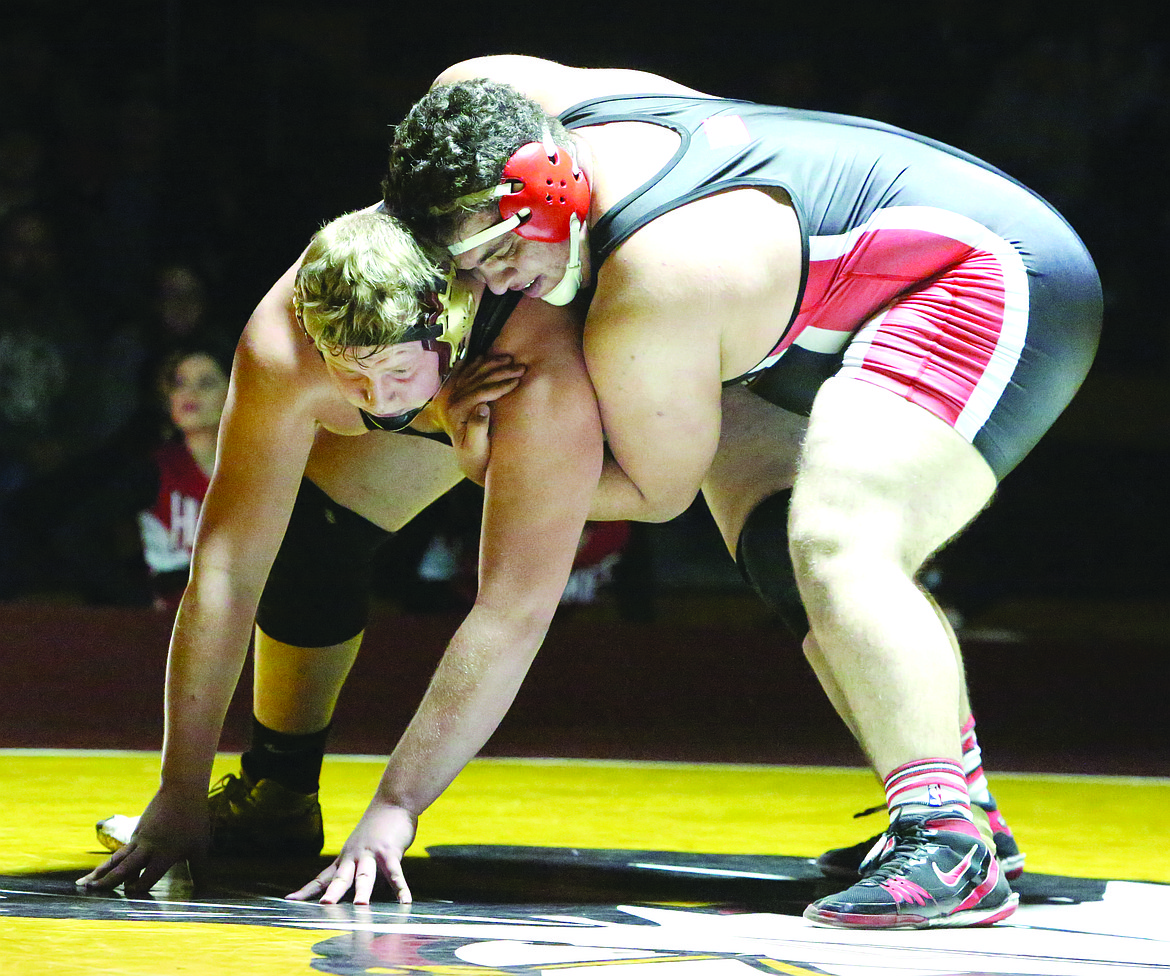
[581,252,725,522]
[78,263,338,892]
[289,299,602,904]
[578,178,808,523]
[390,298,600,798]
[163,291,325,772]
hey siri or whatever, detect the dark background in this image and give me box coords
[2,1,1167,769]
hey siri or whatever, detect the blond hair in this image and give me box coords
[294,210,440,357]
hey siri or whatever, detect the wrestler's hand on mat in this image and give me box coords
[76,787,209,894]
[286,801,417,905]
[433,353,522,484]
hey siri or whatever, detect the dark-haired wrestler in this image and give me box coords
[372,55,1101,929]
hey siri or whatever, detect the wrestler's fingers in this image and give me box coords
[77,843,147,890]
[76,844,131,887]
[352,854,379,906]
[453,366,525,400]
[478,363,526,384]
[464,379,522,410]
[379,854,413,905]
[285,863,337,902]
[124,851,182,896]
[458,356,525,387]
[320,858,358,905]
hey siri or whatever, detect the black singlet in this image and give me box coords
[557,93,1102,480]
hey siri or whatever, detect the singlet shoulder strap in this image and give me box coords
[467,289,522,358]
[558,94,755,267]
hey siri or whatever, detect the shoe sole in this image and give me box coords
[803,891,1019,929]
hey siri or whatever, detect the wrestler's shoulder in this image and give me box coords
[234,306,334,413]
[433,55,707,112]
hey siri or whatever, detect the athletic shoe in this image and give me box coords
[96,814,139,853]
[207,770,324,856]
[94,770,324,858]
[804,810,1019,929]
[816,798,1024,880]
[981,801,1025,878]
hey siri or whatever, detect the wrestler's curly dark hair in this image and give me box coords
[383,79,571,249]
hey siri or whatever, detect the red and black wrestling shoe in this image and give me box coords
[804,810,1019,929]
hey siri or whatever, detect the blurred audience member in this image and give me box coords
[0,206,98,491]
[99,256,236,446]
[7,338,232,607]
[154,262,212,341]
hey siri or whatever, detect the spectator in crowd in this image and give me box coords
[136,341,232,608]
[3,337,232,607]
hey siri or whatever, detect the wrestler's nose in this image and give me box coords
[482,264,518,295]
[363,377,401,414]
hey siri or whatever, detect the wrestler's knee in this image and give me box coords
[256,478,391,648]
[785,479,896,625]
[735,489,809,638]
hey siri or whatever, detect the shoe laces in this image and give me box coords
[208,772,252,805]
[862,816,936,883]
[851,803,886,820]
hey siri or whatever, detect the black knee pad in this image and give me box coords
[256,478,392,647]
[735,489,809,638]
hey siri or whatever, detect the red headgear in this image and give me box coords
[447,130,591,258]
[498,141,590,243]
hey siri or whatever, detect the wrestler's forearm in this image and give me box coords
[158,577,257,791]
[371,605,547,815]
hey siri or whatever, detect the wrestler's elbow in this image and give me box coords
[594,456,698,523]
[637,484,699,523]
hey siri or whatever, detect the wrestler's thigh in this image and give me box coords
[304,430,463,532]
[701,385,807,555]
[791,377,996,570]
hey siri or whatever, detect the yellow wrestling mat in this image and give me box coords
[2,751,1169,975]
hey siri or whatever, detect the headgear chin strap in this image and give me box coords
[360,268,479,431]
[447,127,590,304]
[538,213,584,306]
